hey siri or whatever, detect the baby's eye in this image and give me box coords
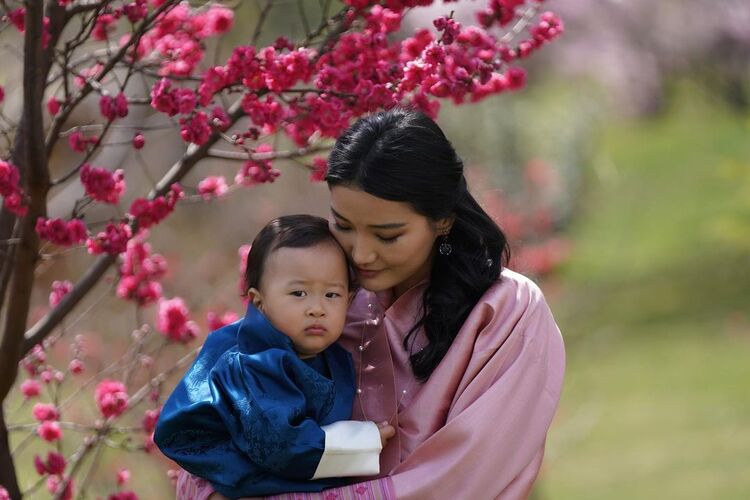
[325,292,342,299]
[290,291,306,297]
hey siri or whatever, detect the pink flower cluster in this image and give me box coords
[87,222,133,255]
[49,280,73,307]
[99,93,129,120]
[36,218,87,247]
[235,145,280,186]
[20,344,46,377]
[157,297,199,342]
[33,402,60,422]
[95,379,129,419]
[21,378,42,399]
[477,0,527,28]
[34,451,66,476]
[135,3,234,77]
[0,160,27,216]
[206,310,240,331]
[80,164,126,204]
[37,421,63,442]
[309,157,328,182]
[179,111,212,145]
[197,175,228,200]
[109,491,139,500]
[518,12,565,58]
[129,184,183,229]
[68,130,99,152]
[117,235,167,306]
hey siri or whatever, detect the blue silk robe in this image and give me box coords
[154,304,356,499]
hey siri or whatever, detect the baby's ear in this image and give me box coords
[247,288,263,311]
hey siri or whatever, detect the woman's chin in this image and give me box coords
[356,274,393,292]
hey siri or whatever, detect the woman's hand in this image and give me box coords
[377,421,395,448]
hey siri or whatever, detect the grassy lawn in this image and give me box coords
[535,88,750,499]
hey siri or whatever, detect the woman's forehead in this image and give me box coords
[329,185,419,225]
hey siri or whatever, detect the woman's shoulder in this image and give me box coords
[477,268,549,313]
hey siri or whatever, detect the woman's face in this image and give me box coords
[329,185,449,296]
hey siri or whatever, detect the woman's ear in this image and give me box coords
[247,288,264,311]
[435,216,455,236]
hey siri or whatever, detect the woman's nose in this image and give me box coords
[351,236,376,266]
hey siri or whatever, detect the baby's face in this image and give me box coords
[251,242,350,358]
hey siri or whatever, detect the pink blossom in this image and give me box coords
[36,218,87,247]
[116,468,130,486]
[47,96,61,116]
[34,454,47,475]
[99,93,129,121]
[157,297,199,343]
[21,379,42,399]
[309,157,328,182]
[40,370,54,384]
[150,78,179,116]
[68,359,85,375]
[123,0,148,23]
[86,222,132,255]
[80,164,126,204]
[46,452,66,475]
[210,106,230,130]
[49,280,73,307]
[109,491,139,500]
[117,235,167,305]
[20,344,46,377]
[235,145,279,186]
[142,408,161,433]
[47,475,73,500]
[0,160,27,215]
[175,88,197,114]
[205,6,234,35]
[92,13,117,41]
[32,403,60,422]
[37,421,63,442]
[180,111,211,145]
[132,132,145,150]
[67,131,90,152]
[128,184,183,229]
[197,176,228,200]
[0,487,8,500]
[7,8,25,32]
[207,311,240,331]
[95,379,129,419]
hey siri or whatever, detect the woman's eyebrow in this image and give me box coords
[330,207,406,229]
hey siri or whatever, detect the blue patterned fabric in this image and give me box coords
[154,304,355,498]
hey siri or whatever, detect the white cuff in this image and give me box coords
[311,420,382,479]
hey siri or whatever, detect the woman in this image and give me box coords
[178,107,565,500]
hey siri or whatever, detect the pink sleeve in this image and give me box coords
[176,470,218,500]
[176,470,396,500]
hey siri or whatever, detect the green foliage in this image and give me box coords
[536,83,750,499]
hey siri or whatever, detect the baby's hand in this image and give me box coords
[376,421,395,448]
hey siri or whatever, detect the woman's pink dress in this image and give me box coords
[177,269,565,500]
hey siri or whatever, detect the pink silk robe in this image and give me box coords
[177,268,565,500]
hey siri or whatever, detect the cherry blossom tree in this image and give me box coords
[0,0,562,498]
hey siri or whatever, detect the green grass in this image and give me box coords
[535,87,750,499]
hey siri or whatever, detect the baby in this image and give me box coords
[155,215,394,499]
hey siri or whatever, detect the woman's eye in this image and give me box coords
[332,222,352,232]
[290,291,306,297]
[376,234,399,243]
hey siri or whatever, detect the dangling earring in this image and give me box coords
[438,231,452,256]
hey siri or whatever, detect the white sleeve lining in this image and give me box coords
[310,420,382,479]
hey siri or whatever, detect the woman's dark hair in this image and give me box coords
[244,214,353,293]
[326,107,511,381]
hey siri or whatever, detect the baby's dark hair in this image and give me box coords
[243,214,353,294]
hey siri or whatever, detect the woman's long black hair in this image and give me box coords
[327,108,511,381]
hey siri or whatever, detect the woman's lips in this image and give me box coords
[356,268,382,279]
